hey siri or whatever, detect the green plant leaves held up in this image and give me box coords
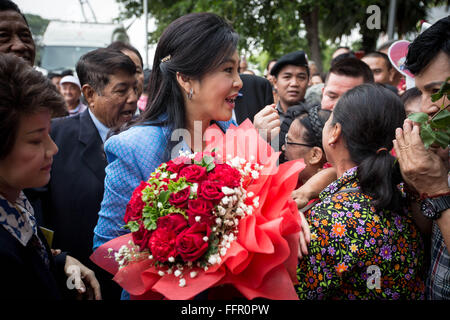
[431,77,450,103]
[408,77,450,149]
[420,124,436,149]
[431,109,450,128]
[407,112,428,124]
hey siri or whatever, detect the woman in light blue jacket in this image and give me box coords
[93,13,243,255]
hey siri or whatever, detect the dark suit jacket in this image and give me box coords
[43,109,107,265]
[234,74,274,124]
[0,225,66,299]
[41,109,121,299]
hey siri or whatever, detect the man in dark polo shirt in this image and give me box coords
[253,50,310,157]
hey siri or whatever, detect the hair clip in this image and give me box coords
[161,55,171,63]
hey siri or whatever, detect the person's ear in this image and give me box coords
[388,67,397,84]
[82,84,96,109]
[308,146,324,165]
[327,122,342,147]
[272,76,278,91]
[176,72,193,98]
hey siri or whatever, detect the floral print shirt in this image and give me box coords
[296,167,425,300]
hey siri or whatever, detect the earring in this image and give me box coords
[187,88,193,100]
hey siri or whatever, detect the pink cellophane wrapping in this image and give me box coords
[91,119,305,300]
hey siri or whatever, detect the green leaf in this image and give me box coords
[158,190,171,204]
[433,109,450,126]
[408,112,428,124]
[434,131,450,149]
[126,220,140,233]
[431,92,443,102]
[143,217,157,231]
[420,124,436,149]
[206,162,216,172]
[203,155,214,165]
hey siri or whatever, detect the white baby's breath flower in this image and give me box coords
[191,183,198,193]
[148,255,153,260]
[158,271,165,276]
[221,186,235,195]
[179,278,186,287]
[220,247,227,256]
[157,202,163,208]
[215,218,222,225]
[247,192,254,198]
[195,216,201,222]
[231,157,240,168]
[217,206,226,216]
[168,256,175,263]
[208,255,217,265]
[170,173,177,179]
[174,270,182,277]
[203,236,209,242]
[190,271,198,278]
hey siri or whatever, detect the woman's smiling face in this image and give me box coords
[188,50,243,123]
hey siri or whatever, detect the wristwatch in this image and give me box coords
[420,195,450,220]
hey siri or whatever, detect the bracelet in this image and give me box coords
[420,190,450,200]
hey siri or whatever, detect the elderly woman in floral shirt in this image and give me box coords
[295,84,426,300]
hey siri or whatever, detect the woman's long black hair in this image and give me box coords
[332,83,406,213]
[108,13,239,159]
[123,13,238,131]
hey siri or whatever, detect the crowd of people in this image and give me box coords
[0,0,448,300]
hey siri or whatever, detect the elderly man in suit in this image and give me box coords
[41,48,138,299]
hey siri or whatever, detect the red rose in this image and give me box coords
[156,213,188,234]
[132,222,153,250]
[179,164,207,183]
[175,223,211,262]
[148,228,178,263]
[208,163,241,188]
[166,156,191,173]
[186,198,214,226]
[198,180,225,204]
[124,181,149,224]
[168,186,190,209]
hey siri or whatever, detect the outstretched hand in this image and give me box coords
[64,255,102,300]
[253,104,280,142]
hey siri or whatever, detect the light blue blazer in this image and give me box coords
[93,118,235,250]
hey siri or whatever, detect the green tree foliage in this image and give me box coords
[116,0,447,72]
[116,0,309,67]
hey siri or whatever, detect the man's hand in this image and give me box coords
[393,119,449,196]
[253,104,280,142]
[64,255,102,300]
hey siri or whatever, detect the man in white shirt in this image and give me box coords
[60,75,87,116]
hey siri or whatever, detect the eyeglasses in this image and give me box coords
[284,134,314,148]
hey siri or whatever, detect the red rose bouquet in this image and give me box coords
[91,120,305,300]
